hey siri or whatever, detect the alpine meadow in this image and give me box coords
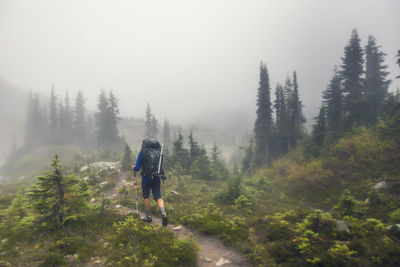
[1,1,400,266]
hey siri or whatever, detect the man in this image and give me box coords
[133,139,168,227]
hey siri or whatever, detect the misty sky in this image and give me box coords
[1,0,399,126]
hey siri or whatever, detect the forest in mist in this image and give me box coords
[1,1,400,266]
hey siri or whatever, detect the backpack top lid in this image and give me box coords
[141,139,161,150]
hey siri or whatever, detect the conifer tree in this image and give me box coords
[364,35,391,124]
[49,85,58,143]
[210,143,228,181]
[58,100,65,144]
[274,83,289,156]
[289,71,305,147]
[341,29,364,129]
[95,90,120,146]
[307,105,327,157]
[241,138,253,174]
[24,92,46,147]
[397,50,400,78]
[190,146,212,180]
[145,104,159,139]
[171,131,190,170]
[74,90,87,145]
[323,67,343,144]
[121,143,134,171]
[108,91,120,143]
[253,63,273,167]
[28,155,90,228]
[188,130,199,162]
[63,92,74,143]
[162,119,172,151]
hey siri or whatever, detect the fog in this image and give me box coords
[0,0,399,126]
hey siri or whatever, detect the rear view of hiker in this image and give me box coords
[133,139,168,226]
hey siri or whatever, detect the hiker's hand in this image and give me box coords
[132,164,136,170]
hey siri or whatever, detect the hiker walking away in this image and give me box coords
[133,139,168,226]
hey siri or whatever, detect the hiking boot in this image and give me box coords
[141,215,152,223]
[162,215,168,227]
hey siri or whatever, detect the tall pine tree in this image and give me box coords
[95,90,120,146]
[49,85,58,143]
[162,119,172,150]
[145,104,159,139]
[364,35,391,124]
[74,90,87,145]
[341,29,364,129]
[274,83,289,156]
[306,105,327,157]
[253,62,273,167]
[288,71,305,147]
[323,67,343,144]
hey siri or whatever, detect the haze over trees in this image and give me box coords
[0,24,399,266]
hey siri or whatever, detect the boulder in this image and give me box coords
[115,205,122,209]
[173,225,182,231]
[387,223,400,232]
[216,257,231,266]
[200,256,212,263]
[374,181,390,189]
[336,220,351,233]
[80,166,89,172]
[99,181,109,188]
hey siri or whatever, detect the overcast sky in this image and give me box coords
[0,0,399,126]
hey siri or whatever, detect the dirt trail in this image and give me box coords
[108,172,250,267]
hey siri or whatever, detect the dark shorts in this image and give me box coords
[141,176,161,201]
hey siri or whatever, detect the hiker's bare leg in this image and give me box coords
[157,198,164,208]
[144,198,150,211]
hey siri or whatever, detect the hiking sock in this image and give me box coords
[146,210,151,217]
[160,207,166,217]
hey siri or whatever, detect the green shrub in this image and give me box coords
[106,216,198,267]
[389,209,400,224]
[333,189,368,218]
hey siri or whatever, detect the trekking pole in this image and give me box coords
[158,144,164,184]
[133,170,139,214]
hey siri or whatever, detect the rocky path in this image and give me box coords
[108,172,250,267]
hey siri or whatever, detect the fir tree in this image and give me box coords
[24,92,46,147]
[95,90,120,146]
[190,146,212,180]
[171,131,190,170]
[341,29,364,129]
[121,143,134,171]
[145,104,159,139]
[188,130,199,162]
[49,85,58,143]
[74,90,87,145]
[162,119,172,151]
[28,155,90,228]
[323,67,343,144]
[307,105,327,157]
[108,91,120,143]
[364,35,391,124]
[63,92,74,143]
[241,138,253,174]
[253,62,273,167]
[288,71,305,147]
[59,99,66,144]
[397,49,400,78]
[210,143,228,181]
[274,83,289,156]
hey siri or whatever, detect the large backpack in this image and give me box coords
[141,139,162,177]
